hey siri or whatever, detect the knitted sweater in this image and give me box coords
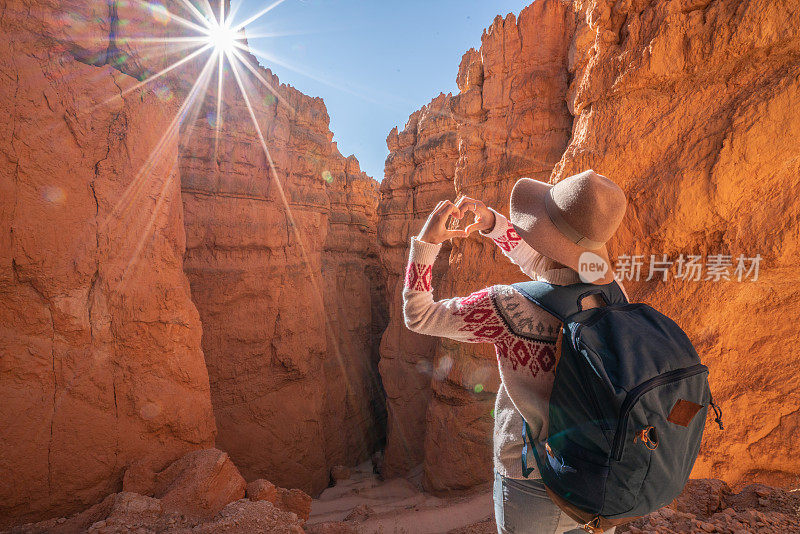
[402,209,628,479]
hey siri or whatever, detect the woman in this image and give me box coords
[402,170,628,534]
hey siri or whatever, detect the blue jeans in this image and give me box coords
[493,472,616,534]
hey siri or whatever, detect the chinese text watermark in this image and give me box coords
[579,252,762,283]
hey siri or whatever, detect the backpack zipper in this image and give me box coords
[610,364,708,461]
[572,327,610,432]
[584,367,610,432]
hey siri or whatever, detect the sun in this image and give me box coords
[206,21,239,54]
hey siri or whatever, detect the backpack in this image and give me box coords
[512,280,723,533]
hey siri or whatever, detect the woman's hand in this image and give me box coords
[417,200,468,245]
[456,196,496,235]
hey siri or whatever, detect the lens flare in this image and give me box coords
[206,110,218,127]
[153,83,173,102]
[42,186,66,204]
[147,2,170,25]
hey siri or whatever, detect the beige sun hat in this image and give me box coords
[509,170,627,285]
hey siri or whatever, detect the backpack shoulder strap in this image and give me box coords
[511,279,629,322]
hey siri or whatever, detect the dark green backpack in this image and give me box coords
[513,280,723,533]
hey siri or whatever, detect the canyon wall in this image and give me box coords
[179,56,387,495]
[0,1,215,526]
[2,0,797,527]
[378,0,800,492]
[554,0,800,487]
[377,94,458,477]
[121,0,389,497]
[0,0,386,526]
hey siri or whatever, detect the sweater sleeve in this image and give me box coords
[480,208,546,279]
[402,238,504,343]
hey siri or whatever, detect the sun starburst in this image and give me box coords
[87,0,374,454]
[105,0,293,232]
[95,0,307,290]
[108,1,333,359]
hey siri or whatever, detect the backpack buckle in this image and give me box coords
[581,516,601,533]
[634,425,659,450]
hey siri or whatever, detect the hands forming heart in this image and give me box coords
[416,196,496,245]
[454,196,496,235]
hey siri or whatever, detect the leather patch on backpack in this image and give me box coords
[667,399,703,427]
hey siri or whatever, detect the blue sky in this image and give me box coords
[233,0,531,180]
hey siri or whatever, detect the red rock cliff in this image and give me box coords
[179,52,387,495]
[378,0,800,492]
[0,0,215,526]
[0,0,386,526]
[123,0,389,496]
[377,94,458,477]
[555,0,800,488]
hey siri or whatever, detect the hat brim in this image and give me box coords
[509,178,614,285]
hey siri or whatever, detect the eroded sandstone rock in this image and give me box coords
[246,479,278,503]
[246,478,312,523]
[0,0,215,526]
[151,449,246,519]
[1,0,386,527]
[179,44,387,495]
[276,487,313,523]
[9,493,306,534]
[377,94,458,478]
[8,450,310,533]
[195,499,305,534]
[619,479,800,533]
[552,0,800,488]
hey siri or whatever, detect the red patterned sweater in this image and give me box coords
[403,210,628,479]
